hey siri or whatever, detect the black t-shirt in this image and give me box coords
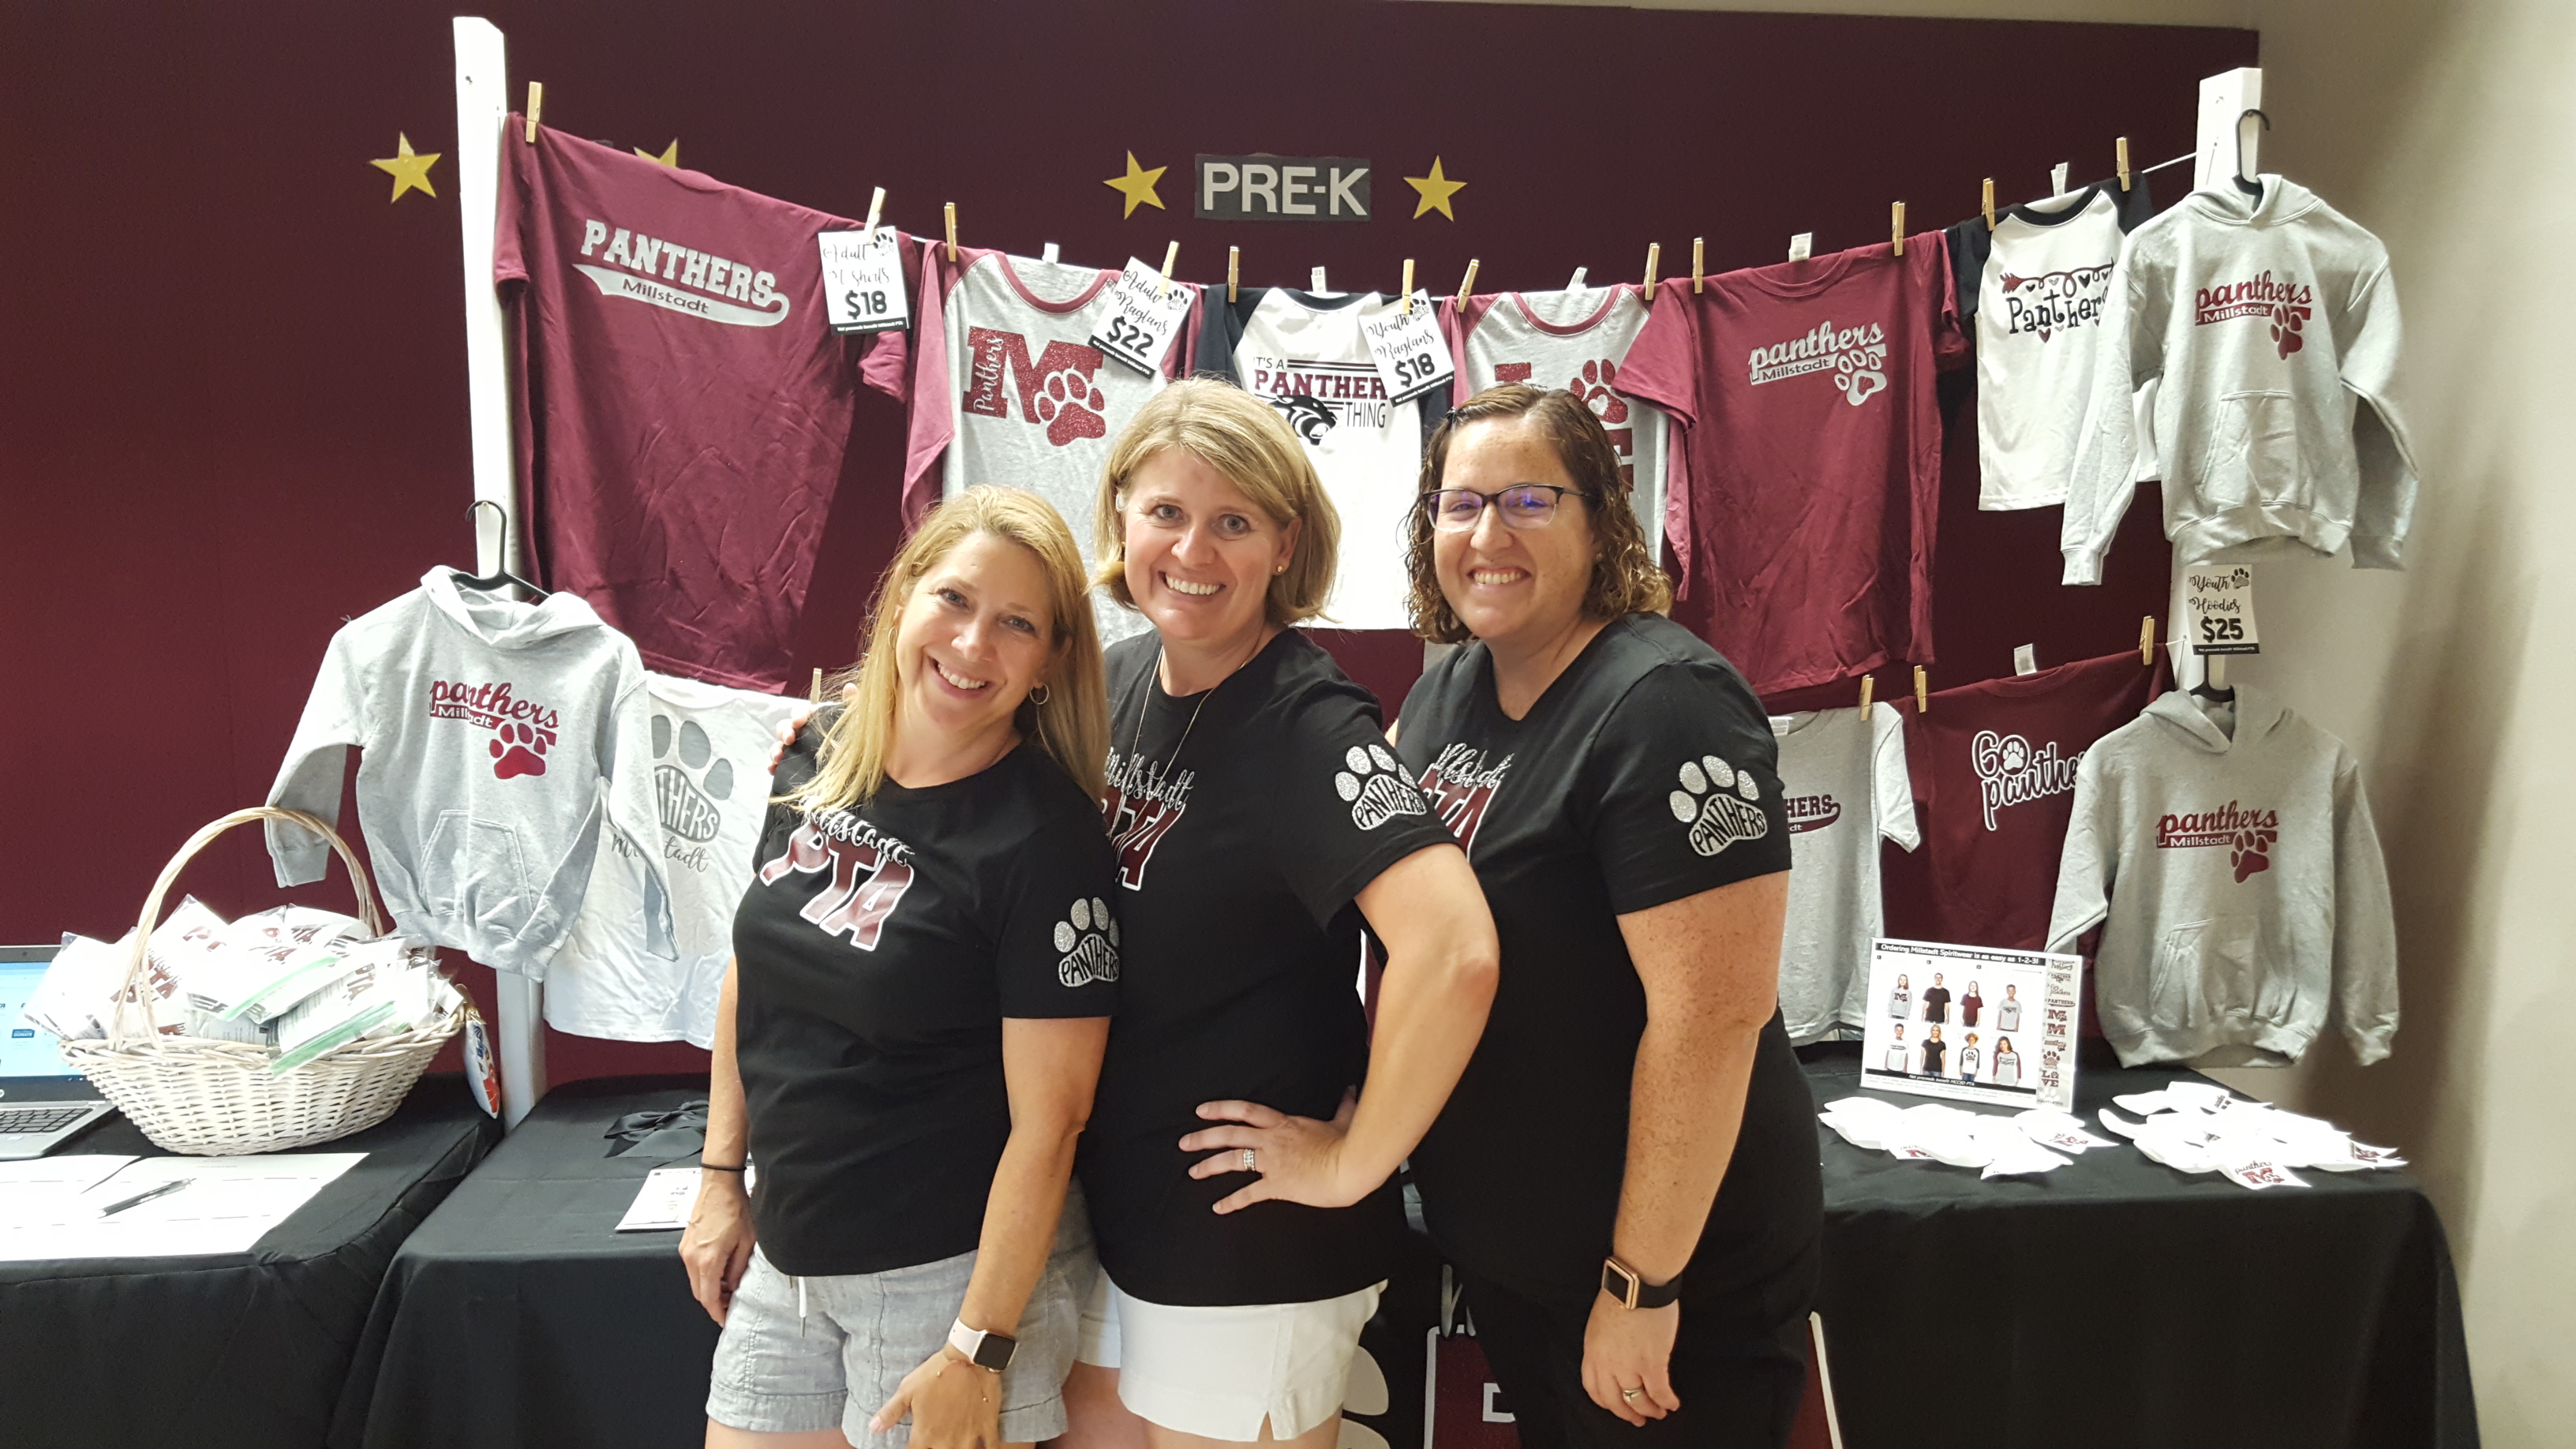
[1080,630,1455,1307]
[732,730,1121,1278]
[1396,614,1821,1327]
[1921,1037,1948,1076]
[1923,986,1952,1023]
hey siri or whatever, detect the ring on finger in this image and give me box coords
[1239,1148,1258,1173]
[1620,1387,1643,1402]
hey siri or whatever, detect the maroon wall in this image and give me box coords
[0,0,2251,1084]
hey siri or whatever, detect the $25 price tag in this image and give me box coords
[818,229,908,335]
[1361,293,1454,405]
[2184,564,2260,655]
[1088,258,1194,376]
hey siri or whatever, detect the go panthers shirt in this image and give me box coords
[732,728,1121,1279]
[1395,614,1819,1329]
[880,245,1194,645]
[1080,630,1454,1307]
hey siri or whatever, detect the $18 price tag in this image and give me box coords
[2184,564,2260,655]
[1361,293,1455,405]
[818,228,908,335]
[1088,258,1194,376]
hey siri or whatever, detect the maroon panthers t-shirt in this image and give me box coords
[1617,240,1967,695]
[496,121,903,691]
[1896,650,2166,950]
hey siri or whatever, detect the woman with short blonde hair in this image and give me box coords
[687,486,1124,1449]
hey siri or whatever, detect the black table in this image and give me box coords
[334,1064,2476,1449]
[2,1075,499,1449]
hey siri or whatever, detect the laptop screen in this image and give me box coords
[0,951,78,1079]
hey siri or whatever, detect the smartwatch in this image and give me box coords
[1601,1256,1683,1310]
[948,1319,1018,1372]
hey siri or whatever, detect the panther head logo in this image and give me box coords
[1270,395,1338,445]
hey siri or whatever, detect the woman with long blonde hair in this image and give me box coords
[684,487,1122,1449]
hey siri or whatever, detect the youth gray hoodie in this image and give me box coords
[2061,176,2420,584]
[265,569,672,976]
[2046,685,2395,1068]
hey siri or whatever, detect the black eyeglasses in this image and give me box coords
[1419,485,1591,532]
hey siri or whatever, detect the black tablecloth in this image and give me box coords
[334,1063,2477,1449]
[2,1076,499,1449]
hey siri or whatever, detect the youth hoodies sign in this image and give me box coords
[267,570,673,977]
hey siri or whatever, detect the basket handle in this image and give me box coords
[109,807,388,1047]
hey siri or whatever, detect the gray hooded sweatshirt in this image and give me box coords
[265,569,672,976]
[2061,176,2419,584]
[2046,685,2395,1068]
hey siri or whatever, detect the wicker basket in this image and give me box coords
[57,807,466,1155]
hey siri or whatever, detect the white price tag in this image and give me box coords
[818,229,908,335]
[1361,294,1453,405]
[2184,564,2260,656]
[1088,258,1194,376]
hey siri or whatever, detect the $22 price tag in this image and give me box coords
[1361,293,1455,405]
[1088,258,1194,376]
[2184,564,2260,655]
[818,229,908,335]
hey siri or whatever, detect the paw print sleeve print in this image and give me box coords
[994,808,1125,1018]
[1589,657,1793,914]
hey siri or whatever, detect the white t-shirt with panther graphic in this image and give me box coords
[895,244,1190,646]
[1770,703,1918,1043]
[547,672,803,1046]
[1199,288,1426,631]
[1447,284,1670,561]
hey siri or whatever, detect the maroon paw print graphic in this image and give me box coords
[1033,369,1108,447]
[490,721,554,780]
[2270,303,2310,360]
[1568,360,1629,425]
[2229,826,2277,883]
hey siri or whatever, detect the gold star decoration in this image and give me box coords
[1104,152,1167,218]
[635,140,680,167]
[369,133,441,203]
[1404,156,1466,220]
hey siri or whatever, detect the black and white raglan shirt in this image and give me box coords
[1397,613,1818,1331]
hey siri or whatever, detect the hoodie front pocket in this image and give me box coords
[2200,391,2306,512]
[420,811,534,935]
[2148,915,2261,1028]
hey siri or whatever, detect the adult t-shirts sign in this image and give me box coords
[1619,239,1968,695]
[497,122,895,693]
[1896,649,2166,952]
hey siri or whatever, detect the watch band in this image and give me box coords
[947,1318,1017,1372]
[1601,1256,1683,1310]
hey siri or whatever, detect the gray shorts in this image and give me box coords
[706,1191,1095,1447]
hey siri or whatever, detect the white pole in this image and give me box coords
[454,17,548,1128]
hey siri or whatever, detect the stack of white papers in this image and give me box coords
[2096,1083,2406,1189]
[1820,1096,2115,1180]
[616,1163,758,1232]
[0,1153,366,1261]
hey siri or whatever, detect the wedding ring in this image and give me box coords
[1622,1388,1642,1402]
[1239,1148,1258,1173]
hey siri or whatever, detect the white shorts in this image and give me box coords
[1076,1270,1383,1441]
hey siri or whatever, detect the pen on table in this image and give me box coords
[96,1178,191,1218]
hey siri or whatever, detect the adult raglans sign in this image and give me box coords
[1195,155,1371,222]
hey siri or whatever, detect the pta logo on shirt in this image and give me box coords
[1747,320,1888,406]
[1417,743,1511,852]
[2001,266,2115,341]
[963,330,1111,447]
[1103,750,1193,891]
[758,810,917,950]
[1971,730,2080,831]
[1784,794,1843,834]
[1252,358,1390,442]
[2155,800,2281,883]
[2194,271,2313,359]
[575,219,789,328]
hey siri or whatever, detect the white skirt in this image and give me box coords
[1077,1269,1383,1441]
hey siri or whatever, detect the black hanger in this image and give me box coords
[2189,653,2235,703]
[454,500,549,597]
[2233,109,2271,200]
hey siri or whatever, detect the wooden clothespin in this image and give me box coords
[943,202,958,263]
[1455,258,1480,306]
[1891,201,1906,256]
[1227,245,1240,303]
[1158,241,1179,298]
[1982,178,1997,230]
[861,187,886,242]
[1914,665,1930,713]
[1642,242,1661,290]
[524,82,543,144]
[2117,136,2133,192]
[2140,615,2156,665]
[1401,259,1415,313]
[810,668,823,706]
[1692,237,1705,294]
[1858,674,1875,714]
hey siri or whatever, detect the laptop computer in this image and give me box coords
[0,945,118,1159]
